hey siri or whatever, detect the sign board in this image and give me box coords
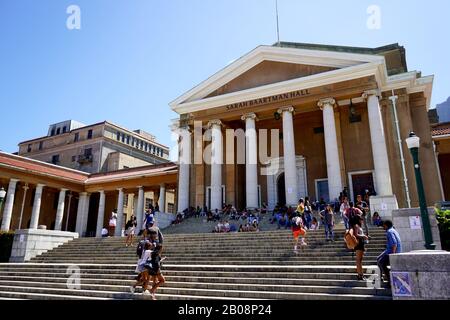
[381,203,388,210]
[409,216,422,230]
[19,234,25,243]
[391,272,413,297]
[287,188,293,194]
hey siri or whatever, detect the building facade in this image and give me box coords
[18,121,170,174]
[171,43,443,216]
[0,152,177,236]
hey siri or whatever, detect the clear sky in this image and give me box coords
[0,0,449,156]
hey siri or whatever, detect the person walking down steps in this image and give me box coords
[291,216,307,253]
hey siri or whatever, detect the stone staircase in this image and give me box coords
[0,227,391,300]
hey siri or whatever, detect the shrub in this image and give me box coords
[435,210,450,251]
[0,232,15,262]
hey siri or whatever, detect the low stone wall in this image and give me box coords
[390,250,450,300]
[392,208,442,252]
[9,229,78,262]
[155,212,175,230]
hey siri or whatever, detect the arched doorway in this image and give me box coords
[277,173,286,206]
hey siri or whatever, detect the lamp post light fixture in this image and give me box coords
[405,132,436,250]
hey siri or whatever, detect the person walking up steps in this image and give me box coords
[291,216,307,253]
[320,204,335,242]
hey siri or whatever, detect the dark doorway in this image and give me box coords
[277,173,286,206]
[351,172,375,201]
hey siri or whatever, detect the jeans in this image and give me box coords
[362,214,370,236]
[377,252,390,280]
[304,212,312,229]
[342,214,349,229]
[324,223,334,240]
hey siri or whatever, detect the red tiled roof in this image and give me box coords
[432,122,450,137]
[0,152,89,183]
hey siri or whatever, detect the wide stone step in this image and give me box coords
[0,274,384,288]
[0,280,390,299]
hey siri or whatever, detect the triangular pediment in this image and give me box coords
[206,61,338,99]
[170,45,385,110]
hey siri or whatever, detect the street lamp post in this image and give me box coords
[405,132,436,250]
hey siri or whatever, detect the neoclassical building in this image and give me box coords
[172,42,443,217]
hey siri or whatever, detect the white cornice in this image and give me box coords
[170,45,385,109]
[172,62,380,114]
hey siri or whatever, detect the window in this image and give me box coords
[167,203,175,214]
[84,148,92,157]
[51,155,60,165]
[87,129,93,140]
[127,135,130,144]
[62,126,67,133]
[116,131,121,141]
[144,143,148,152]
[39,141,43,150]
[74,132,79,142]
[71,156,76,162]
[27,144,32,152]
[56,128,61,135]
[140,141,144,149]
[122,134,125,143]
[145,198,153,209]
[132,138,135,146]
[50,128,55,136]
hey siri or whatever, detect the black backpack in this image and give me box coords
[136,240,147,257]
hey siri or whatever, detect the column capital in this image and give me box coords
[362,89,381,100]
[117,188,124,193]
[241,113,258,121]
[98,190,105,195]
[277,106,295,115]
[60,188,68,193]
[317,98,336,110]
[79,192,88,197]
[160,183,166,188]
[9,178,20,184]
[207,119,223,129]
[35,184,46,190]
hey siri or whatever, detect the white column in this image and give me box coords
[318,98,343,201]
[0,179,19,231]
[136,187,144,231]
[18,183,29,230]
[95,191,106,237]
[242,113,259,209]
[54,189,68,231]
[364,91,393,196]
[30,184,45,230]
[81,194,91,235]
[75,192,87,235]
[159,184,166,213]
[209,120,223,211]
[115,188,125,237]
[278,107,298,206]
[177,127,191,213]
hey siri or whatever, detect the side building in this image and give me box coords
[18,120,170,174]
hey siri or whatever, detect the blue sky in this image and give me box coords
[0,0,449,155]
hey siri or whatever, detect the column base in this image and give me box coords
[369,195,399,220]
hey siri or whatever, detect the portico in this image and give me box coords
[170,43,442,214]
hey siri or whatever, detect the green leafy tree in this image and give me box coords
[435,210,450,251]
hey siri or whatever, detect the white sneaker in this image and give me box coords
[143,290,151,296]
[129,286,135,293]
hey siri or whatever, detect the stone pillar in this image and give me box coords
[115,188,125,237]
[242,113,259,209]
[75,192,87,236]
[209,120,223,211]
[159,184,166,213]
[136,187,144,231]
[81,194,91,235]
[318,98,343,201]
[95,191,106,237]
[30,184,45,230]
[364,90,393,196]
[278,107,298,206]
[177,127,191,213]
[0,178,19,232]
[54,189,68,231]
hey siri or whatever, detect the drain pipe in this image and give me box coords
[389,91,412,208]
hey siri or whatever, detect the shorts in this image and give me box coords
[126,227,135,236]
[292,228,306,239]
